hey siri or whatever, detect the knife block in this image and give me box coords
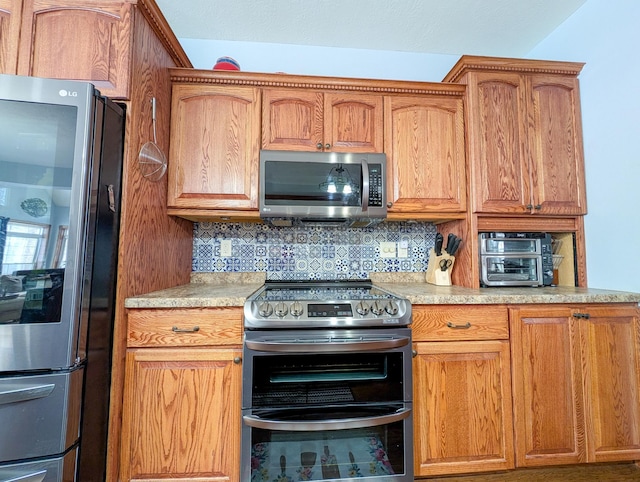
[426,248,456,286]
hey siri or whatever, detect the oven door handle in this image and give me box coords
[244,336,409,353]
[243,407,411,431]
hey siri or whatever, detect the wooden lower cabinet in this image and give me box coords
[510,303,640,467]
[119,347,242,482]
[413,340,514,477]
[412,305,514,477]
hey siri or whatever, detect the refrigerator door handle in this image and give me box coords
[1,470,47,482]
[107,184,116,212]
[0,383,55,405]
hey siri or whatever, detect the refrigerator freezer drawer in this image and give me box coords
[0,446,77,482]
[0,368,83,463]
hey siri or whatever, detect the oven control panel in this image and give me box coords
[244,282,411,329]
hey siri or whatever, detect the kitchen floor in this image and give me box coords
[425,462,640,481]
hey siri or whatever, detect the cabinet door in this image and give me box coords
[0,0,21,74]
[262,88,323,151]
[509,305,586,467]
[384,95,466,214]
[528,74,587,215]
[17,0,131,98]
[466,72,531,214]
[413,340,514,476]
[324,92,383,152]
[120,347,242,482]
[168,84,261,210]
[580,305,640,462]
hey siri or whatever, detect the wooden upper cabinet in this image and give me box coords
[467,72,530,213]
[17,0,131,98]
[384,94,466,215]
[324,92,383,152]
[262,88,383,152]
[444,56,587,215]
[0,0,21,74]
[167,84,261,211]
[528,74,587,215]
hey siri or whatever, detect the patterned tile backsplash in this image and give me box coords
[192,221,438,280]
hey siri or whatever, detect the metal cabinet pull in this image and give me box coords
[572,313,591,319]
[233,357,242,365]
[171,326,200,333]
[316,142,323,150]
[447,322,471,329]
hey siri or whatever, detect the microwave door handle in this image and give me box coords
[243,407,411,432]
[361,159,370,212]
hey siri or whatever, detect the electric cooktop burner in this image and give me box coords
[243,279,411,329]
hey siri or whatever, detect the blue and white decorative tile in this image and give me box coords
[192,221,438,280]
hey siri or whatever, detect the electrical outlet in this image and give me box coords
[379,242,396,258]
[220,239,232,257]
[397,241,408,258]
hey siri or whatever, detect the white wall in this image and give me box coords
[180,38,458,82]
[180,0,640,292]
[528,0,640,292]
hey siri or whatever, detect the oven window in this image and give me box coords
[249,415,405,480]
[250,352,404,407]
[484,256,540,282]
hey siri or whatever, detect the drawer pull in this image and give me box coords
[447,322,471,329]
[172,325,200,333]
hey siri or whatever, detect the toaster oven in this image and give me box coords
[479,233,554,287]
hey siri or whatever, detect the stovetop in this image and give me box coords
[243,280,411,329]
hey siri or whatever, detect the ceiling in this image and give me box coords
[156,0,587,57]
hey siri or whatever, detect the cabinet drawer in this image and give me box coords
[412,305,508,341]
[127,307,243,347]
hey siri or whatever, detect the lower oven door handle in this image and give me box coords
[244,336,409,353]
[243,407,411,431]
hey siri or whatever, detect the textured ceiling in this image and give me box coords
[156,0,587,57]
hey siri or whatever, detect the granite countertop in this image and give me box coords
[124,272,640,309]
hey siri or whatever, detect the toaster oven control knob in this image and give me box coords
[355,301,370,316]
[274,302,289,317]
[385,300,399,316]
[290,301,304,317]
[371,300,385,316]
[257,302,273,318]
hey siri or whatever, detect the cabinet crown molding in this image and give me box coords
[443,55,585,83]
[169,68,466,97]
[137,0,192,67]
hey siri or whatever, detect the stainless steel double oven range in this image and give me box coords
[242,280,413,481]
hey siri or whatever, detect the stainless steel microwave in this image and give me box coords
[259,150,387,227]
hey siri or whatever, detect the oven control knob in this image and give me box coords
[290,301,304,317]
[355,301,370,316]
[274,302,288,317]
[257,302,273,318]
[371,300,385,316]
[385,300,399,316]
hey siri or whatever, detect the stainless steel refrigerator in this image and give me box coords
[0,73,125,482]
